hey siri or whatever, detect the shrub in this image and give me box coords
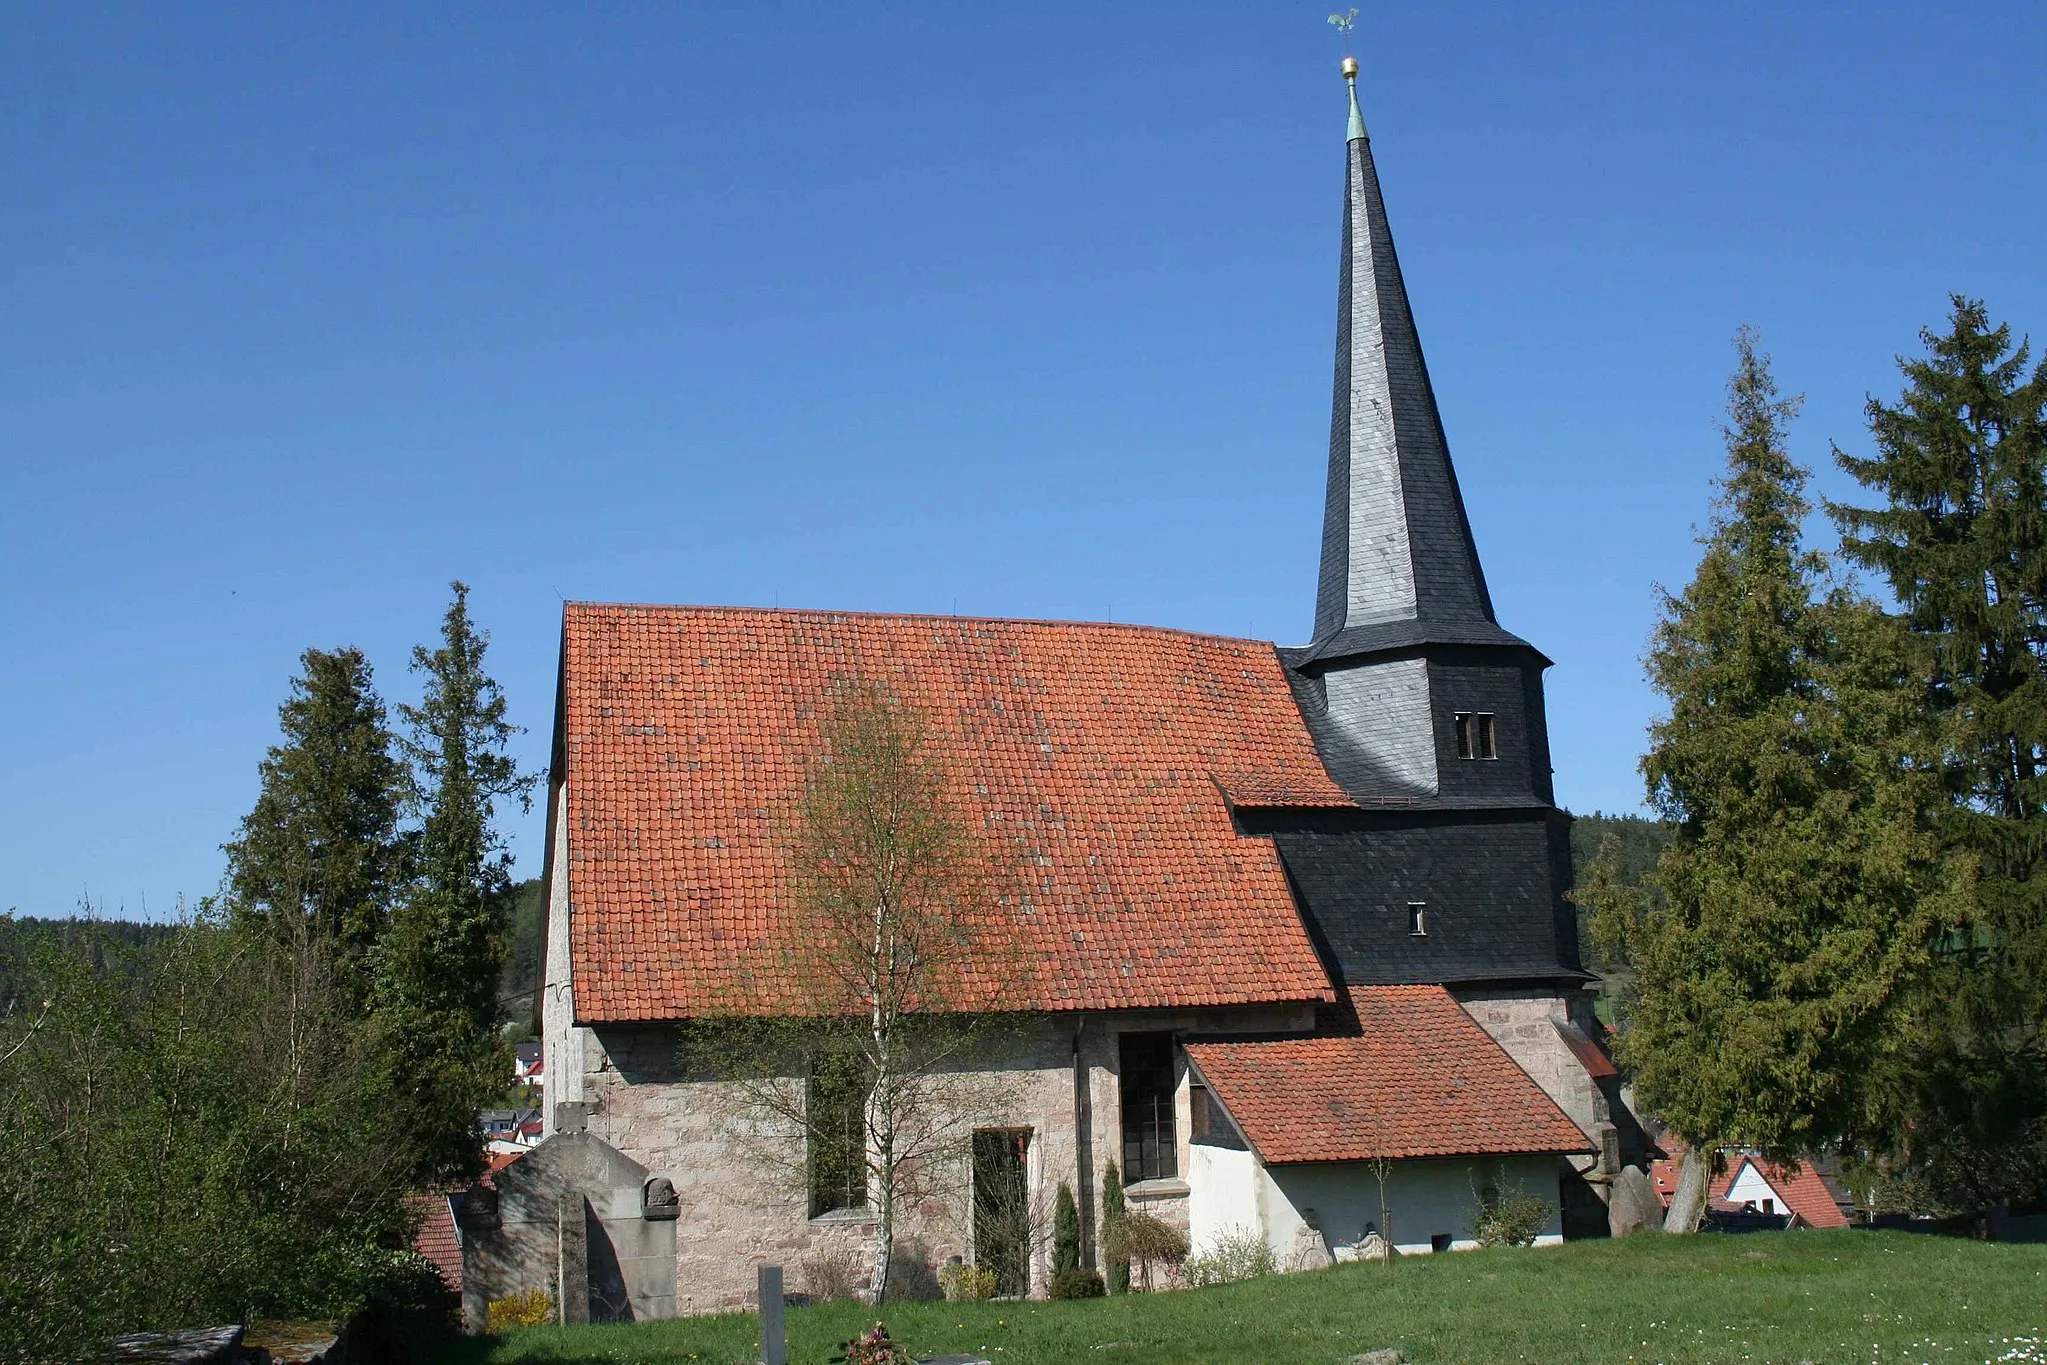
[803,1242,866,1303]
[1050,1268,1107,1299]
[1101,1161,1130,1294]
[1054,1181,1081,1273]
[1183,1225,1278,1286]
[485,1288,553,1331]
[1473,1178,1555,1248]
[833,1321,915,1364]
[937,1262,998,1302]
[1101,1211,1189,1290]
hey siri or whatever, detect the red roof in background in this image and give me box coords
[1649,1140,1849,1228]
[561,605,1348,1021]
[1728,1156,1850,1229]
[408,1194,462,1292]
[1184,986,1591,1162]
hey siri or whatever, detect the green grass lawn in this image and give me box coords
[464,1230,2046,1365]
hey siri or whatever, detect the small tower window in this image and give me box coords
[1408,902,1427,936]
[1454,712,1498,761]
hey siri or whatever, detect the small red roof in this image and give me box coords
[1727,1156,1850,1229]
[560,605,1348,1021]
[1649,1140,1850,1229]
[408,1194,462,1292]
[1184,986,1590,1163]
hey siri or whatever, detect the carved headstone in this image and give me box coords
[642,1175,679,1221]
[1290,1221,1334,1271]
[1608,1165,1661,1238]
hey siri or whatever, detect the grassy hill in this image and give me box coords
[464,1229,2045,1365]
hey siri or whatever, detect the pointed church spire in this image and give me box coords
[1311,57,1500,653]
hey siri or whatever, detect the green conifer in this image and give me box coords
[1830,297,2047,1207]
[374,582,535,1184]
[1594,329,1956,1228]
[1101,1160,1129,1293]
[222,646,405,1009]
[1054,1180,1081,1274]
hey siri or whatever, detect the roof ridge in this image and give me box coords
[562,600,1281,649]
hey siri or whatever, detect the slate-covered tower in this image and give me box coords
[1259,63,1587,995]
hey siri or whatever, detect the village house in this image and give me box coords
[493,61,1649,1322]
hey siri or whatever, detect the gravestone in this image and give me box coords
[1607,1165,1661,1238]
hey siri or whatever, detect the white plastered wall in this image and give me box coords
[1187,1147,1563,1263]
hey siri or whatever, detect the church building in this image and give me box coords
[519,61,1642,1321]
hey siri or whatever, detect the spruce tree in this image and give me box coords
[1597,330,1954,1229]
[374,582,535,1183]
[222,646,405,1009]
[1830,297,2047,1206]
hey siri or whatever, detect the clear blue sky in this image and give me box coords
[4,4,2042,919]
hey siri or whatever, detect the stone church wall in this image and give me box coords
[543,1003,1303,1314]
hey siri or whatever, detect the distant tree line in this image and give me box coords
[1578,299,2047,1228]
[0,582,532,1361]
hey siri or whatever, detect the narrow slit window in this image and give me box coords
[1453,712,1475,759]
[1408,902,1427,936]
[807,1053,870,1218]
[1476,713,1498,760]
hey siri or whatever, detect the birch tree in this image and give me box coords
[682,683,1022,1303]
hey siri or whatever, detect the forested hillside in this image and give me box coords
[0,915,179,1013]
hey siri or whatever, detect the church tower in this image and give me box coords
[1260,58,1587,995]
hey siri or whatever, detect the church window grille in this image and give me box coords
[1408,902,1427,936]
[1119,1032,1178,1182]
[1476,713,1498,759]
[807,1053,869,1218]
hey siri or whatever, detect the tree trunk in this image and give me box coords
[1663,1145,1712,1233]
[867,1168,894,1305]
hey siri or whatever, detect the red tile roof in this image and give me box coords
[1727,1156,1850,1229]
[1649,1140,1850,1229]
[560,605,1348,1021]
[1184,986,1591,1162]
[408,1194,462,1292]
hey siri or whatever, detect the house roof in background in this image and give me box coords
[1727,1156,1850,1229]
[1649,1143,1850,1230]
[408,1194,462,1293]
[1184,985,1590,1162]
[558,604,1348,1021]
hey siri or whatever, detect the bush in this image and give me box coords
[1050,1268,1107,1299]
[937,1262,998,1302]
[485,1288,553,1331]
[803,1242,866,1303]
[1473,1179,1555,1248]
[0,911,449,1360]
[1183,1225,1278,1286]
[1101,1211,1189,1290]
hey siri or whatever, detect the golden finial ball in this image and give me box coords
[1341,55,1359,79]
